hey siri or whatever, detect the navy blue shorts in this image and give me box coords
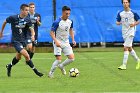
[13,41,27,53]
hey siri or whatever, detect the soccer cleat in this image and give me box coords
[136,61,140,70]
[118,64,126,70]
[33,68,44,77]
[6,64,12,77]
[58,64,66,75]
[48,71,54,78]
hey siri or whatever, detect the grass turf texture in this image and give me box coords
[0,48,140,92]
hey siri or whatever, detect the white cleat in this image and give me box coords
[48,71,54,78]
[58,64,66,75]
[118,64,126,70]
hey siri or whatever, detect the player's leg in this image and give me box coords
[20,48,43,77]
[6,52,22,77]
[30,39,38,59]
[129,47,140,69]
[118,37,130,70]
[26,39,34,59]
[48,43,62,78]
[58,44,74,75]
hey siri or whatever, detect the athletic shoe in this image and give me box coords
[136,61,140,70]
[48,71,54,78]
[6,64,12,77]
[118,64,126,70]
[58,64,66,75]
[33,68,44,77]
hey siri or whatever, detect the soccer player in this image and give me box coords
[48,6,76,78]
[116,0,140,70]
[26,2,41,59]
[0,4,43,77]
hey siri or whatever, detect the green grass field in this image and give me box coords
[1,49,140,93]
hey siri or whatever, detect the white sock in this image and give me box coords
[123,51,129,65]
[130,49,140,62]
[50,60,61,73]
[60,58,74,67]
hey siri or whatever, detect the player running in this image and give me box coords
[26,2,41,59]
[116,0,140,70]
[48,6,76,78]
[0,4,43,77]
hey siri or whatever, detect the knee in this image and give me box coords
[24,54,30,61]
[16,55,21,60]
[16,56,21,60]
[69,58,75,62]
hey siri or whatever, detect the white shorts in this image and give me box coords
[53,42,73,56]
[123,36,134,47]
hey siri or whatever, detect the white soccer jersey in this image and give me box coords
[51,17,73,43]
[116,9,140,38]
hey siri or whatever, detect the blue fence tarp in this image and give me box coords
[0,0,140,43]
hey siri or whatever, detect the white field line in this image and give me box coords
[0,57,106,60]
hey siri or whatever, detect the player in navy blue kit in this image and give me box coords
[26,2,41,59]
[0,4,43,77]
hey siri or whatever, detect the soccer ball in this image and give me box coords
[69,68,80,77]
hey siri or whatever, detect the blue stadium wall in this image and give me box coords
[0,0,140,43]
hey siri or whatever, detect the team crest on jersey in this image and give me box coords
[20,45,23,48]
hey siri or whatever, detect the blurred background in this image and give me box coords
[0,0,140,49]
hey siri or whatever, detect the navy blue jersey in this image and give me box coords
[26,12,41,40]
[6,14,32,42]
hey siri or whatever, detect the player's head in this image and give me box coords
[62,6,71,20]
[20,4,29,17]
[122,0,130,8]
[29,2,35,13]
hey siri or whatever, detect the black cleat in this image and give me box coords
[6,64,12,77]
[33,68,44,77]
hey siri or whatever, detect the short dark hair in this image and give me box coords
[121,0,130,4]
[20,4,29,10]
[62,6,71,11]
[29,2,35,6]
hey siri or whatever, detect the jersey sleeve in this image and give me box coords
[116,12,121,22]
[70,20,73,28]
[51,21,59,32]
[6,16,13,23]
[134,12,140,21]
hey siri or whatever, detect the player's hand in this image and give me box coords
[0,31,3,38]
[129,24,135,27]
[37,17,41,25]
[72,41,76,47]
[37,17,40,22]
[55,40,61,47]
[116,22,121,25]
[31,35,35,41]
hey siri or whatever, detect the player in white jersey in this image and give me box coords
[116,0,140,70]
[48,6,76,78]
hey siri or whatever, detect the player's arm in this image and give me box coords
[116,12,121,25]
[69,28,76,47]
[36,14,41,26]
[29,27,35,41]
[0,20,7,38]
[50,21,60,47]
[130,13,140,27]
[129,21,139,27]
[50,31,60,47]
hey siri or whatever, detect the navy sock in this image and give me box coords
[26,60,34,69]
[27,50,31,58]
[30,52,34,59]
[11,57,19,66]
